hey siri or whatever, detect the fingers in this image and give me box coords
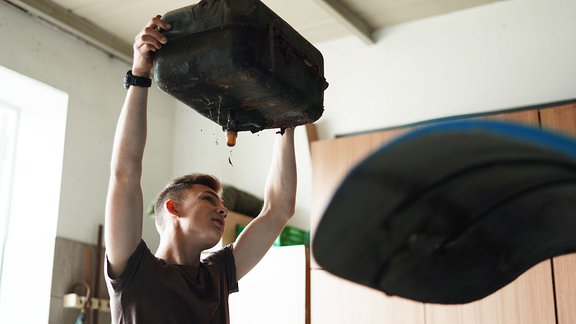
[149,15,171,31]
[131,16,172,76]
[135,33,164,53]
[134,16,171,52]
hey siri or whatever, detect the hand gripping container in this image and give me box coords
[153,0,329,143]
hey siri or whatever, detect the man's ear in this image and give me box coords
[165,199,179,216]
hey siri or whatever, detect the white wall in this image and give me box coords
[0,2,174,249]
[316,0,576,138]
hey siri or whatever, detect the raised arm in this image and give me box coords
[232,128,297,280]
[105,16,170,277]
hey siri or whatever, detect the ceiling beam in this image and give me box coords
[5,0,132,63]
[312,0,376,44]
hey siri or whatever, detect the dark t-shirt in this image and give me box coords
[105,240,238,324]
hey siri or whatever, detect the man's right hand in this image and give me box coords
[132,16,171,77]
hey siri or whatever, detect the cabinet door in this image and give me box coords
[311,270,424,324]
[552,254,576,324]
[424,261,556,324]
[539,103,576,324]
[539,103,576,134]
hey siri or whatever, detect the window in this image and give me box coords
[0,66,68,323]
[0,104,18,285]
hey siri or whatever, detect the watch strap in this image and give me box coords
[124,70,152,89]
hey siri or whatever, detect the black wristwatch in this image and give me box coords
[124,70,152,89]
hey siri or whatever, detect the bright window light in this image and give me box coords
[0,104,18,279]
[0,66,68,323]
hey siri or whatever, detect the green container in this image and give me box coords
[236,224,309,247]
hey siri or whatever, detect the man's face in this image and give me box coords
[178,184,228,247]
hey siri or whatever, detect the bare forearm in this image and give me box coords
[110,87,148,179]
[233,128,297,279]
[262,128,297,221]
[105,86,148,271]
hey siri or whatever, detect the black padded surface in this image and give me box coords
[313,120,576,304]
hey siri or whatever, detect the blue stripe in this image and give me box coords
[383,120,576,159]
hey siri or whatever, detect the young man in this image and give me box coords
[104,16,297,323]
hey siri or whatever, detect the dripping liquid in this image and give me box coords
[228,149,234,166]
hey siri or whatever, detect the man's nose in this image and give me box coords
[218,205,228,218]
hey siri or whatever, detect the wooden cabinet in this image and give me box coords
[311,270,424,324]
[310,101,576,323]
[424,261,556,324]
[540,102,576,134]
[552,254,576,324]
[539,102,576,324]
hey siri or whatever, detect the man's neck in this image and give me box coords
[155,234,203,266]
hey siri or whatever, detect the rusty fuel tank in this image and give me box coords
[153,0,329,145]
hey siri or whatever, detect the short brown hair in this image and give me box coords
[154,173,222,232]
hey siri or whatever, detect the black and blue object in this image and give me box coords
[313,120,576,304]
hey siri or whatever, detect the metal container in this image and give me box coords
[154,0,329,140]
